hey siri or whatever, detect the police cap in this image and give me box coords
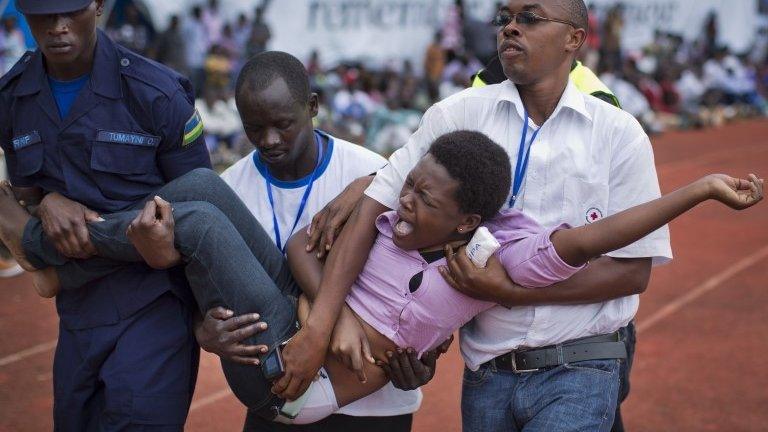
[16,0,94,15]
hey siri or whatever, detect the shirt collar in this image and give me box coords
[496,78,592,124]
[375,211,399,238]
[13,30,122,99]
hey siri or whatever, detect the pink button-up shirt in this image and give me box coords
[345,210,584,357]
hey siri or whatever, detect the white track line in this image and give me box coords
[637,244,768,333]
[189,389,232,411]
[0,340,57,367]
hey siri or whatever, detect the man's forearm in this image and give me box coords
[304,196,387,338]
[499,256,652,307]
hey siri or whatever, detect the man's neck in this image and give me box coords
[516,71,570,126]
[267,134,323,182]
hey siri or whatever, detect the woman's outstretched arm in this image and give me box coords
[552,174,764,267]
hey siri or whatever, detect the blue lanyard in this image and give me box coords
[264,132,324,253]
[509,110,541,207]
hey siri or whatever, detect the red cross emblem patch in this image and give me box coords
[586,207,603,224]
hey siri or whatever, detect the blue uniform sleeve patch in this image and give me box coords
[182,109,203,147]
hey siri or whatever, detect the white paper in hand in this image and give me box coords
[464,227,500,268]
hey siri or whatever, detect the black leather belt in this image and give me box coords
[491,331,627,373]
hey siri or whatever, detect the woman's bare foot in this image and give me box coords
[0,182,36,271]
[31,267,60,298]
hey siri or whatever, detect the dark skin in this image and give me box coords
[236,77,320,182]
[437,0,651,309]
[126,155,472,402]
[25,1,103,80]
[21,1,105,260]
[306,174,374,259]
[283,0,654,394]
[272,156,479,400]
[392,155,480,252]
[275,150,762,400]
[496,0,587,124]
[196,77,424,379]
[194,77,321,363]
[442,174,764,303]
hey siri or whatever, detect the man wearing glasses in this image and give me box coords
[281,1,671,431]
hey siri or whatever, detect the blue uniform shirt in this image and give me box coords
[0,30,211,329]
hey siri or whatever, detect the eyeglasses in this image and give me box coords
[491,10,578,29]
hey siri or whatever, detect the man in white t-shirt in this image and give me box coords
[194,51,422,432]
[277,1,671,431]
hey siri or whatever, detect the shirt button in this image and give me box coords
[120,58,131,67]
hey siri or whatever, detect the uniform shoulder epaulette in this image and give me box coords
[0,51,34,91]
[116,48,185,99]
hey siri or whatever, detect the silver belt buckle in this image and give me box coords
[510,352,540,373]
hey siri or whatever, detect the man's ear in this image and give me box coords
[308,93,319,118]
[457,214,482,235]
[566,28,587,53]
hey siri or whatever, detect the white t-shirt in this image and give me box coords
[365,80,673,370]
[221,130,422,416]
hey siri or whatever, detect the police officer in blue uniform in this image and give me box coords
[0,1,211,429]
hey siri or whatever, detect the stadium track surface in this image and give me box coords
[1,120,767,432]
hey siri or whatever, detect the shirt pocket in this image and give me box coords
[12,131,44,177]
[562,177,609,227]
[90,130,160,176]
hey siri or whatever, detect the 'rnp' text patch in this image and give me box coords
[12,131,41,150]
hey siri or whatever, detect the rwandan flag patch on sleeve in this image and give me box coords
[182,109,204,147]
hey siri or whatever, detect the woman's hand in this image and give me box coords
[329,307,375,382]
[706,173,763,210]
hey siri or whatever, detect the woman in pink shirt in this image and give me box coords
[0,131,762,424]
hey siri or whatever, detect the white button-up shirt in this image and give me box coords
[365,79,673,370]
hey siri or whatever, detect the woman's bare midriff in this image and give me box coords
[296,295,398,363]
[296,295,400,407]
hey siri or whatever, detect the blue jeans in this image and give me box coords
[612,322,636,432]
[461,358,620,432]
[22,168,299,417]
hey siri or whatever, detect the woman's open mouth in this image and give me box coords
[394,219,414,237]
[394,211,415,237]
